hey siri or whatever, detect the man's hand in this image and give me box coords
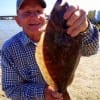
[64,5,88,37]
[45,86,63,100]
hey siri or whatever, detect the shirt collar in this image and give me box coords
[20,31,37,46]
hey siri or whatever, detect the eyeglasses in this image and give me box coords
[18,10,44,18]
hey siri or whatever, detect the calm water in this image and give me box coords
[0,20,22,49]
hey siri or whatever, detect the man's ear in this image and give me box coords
[15,16,22,27]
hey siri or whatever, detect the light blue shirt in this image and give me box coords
[1,32,46,100]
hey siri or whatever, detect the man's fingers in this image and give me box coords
[51,91,63,99]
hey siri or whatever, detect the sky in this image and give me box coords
[0,0,100,16]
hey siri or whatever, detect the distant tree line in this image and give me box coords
[0,16,15,20]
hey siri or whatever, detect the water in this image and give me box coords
[0,20,22,49]
[0,20,22,64]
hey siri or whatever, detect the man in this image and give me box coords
[1,0,99,100]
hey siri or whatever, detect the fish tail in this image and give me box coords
[63,90,71,100]
[53,0,62,10]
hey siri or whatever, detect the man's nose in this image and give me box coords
[30,12,38,17]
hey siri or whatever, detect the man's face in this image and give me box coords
[15,0,46,41]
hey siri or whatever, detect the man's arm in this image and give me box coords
[81,22,99,56]
[63,5,99,56]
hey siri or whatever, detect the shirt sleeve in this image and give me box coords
[1,48,45,100]
[81,22,99,56]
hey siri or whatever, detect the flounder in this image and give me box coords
[35,0,82,99]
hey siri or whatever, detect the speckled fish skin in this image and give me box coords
[36,0,82,99]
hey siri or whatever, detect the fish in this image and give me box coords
[35,0,82,99]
